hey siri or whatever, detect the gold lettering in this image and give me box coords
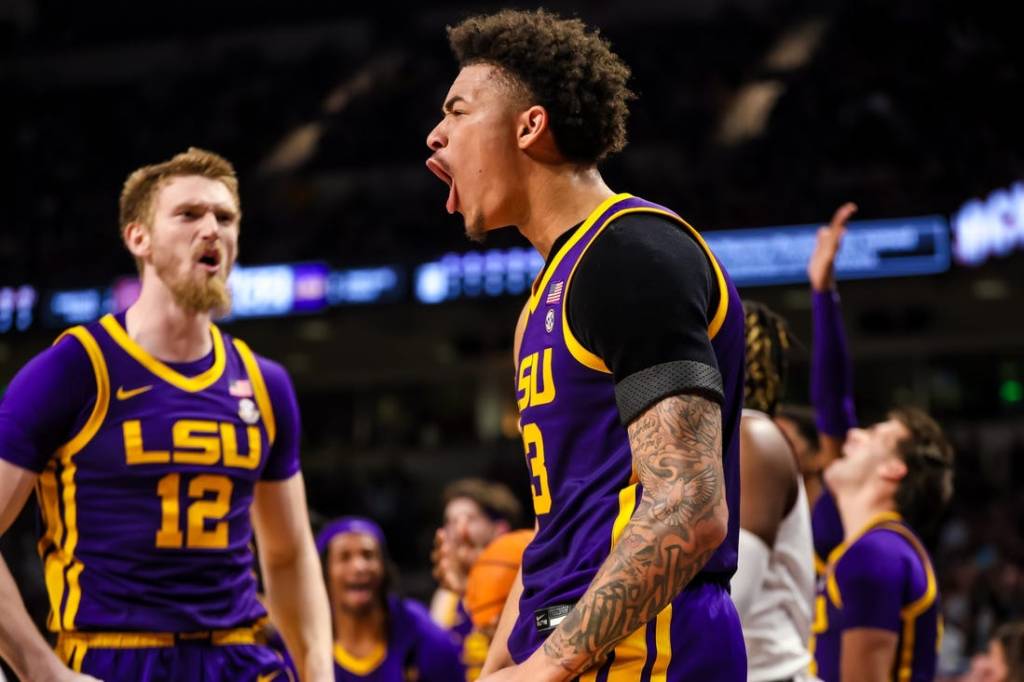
[220,424,261,470]
[155,473,184,548]
[172,420,221,465]
[186,474,232,549]
[531,348,556,406]
[517,354,534,411]
[517,349,556,410]
[522,423,552,515]
[123,420,170,464]
[126,419,264,470]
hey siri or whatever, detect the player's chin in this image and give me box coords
[341,591,378,612]
[464,212,497,244]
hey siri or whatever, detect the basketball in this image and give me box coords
[464,530,535,631]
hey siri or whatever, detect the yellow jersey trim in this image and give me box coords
[53,327,110,460]
[232,338,277,447]
[602,482,650,680]
[36,466,65,632]
[334,641,387,675]
[813,552,827,577]
[99,314,226,393]
[51,326,110,630]
[528,193,633,315]
[824,511,903,609]
[877,521,937,682]
[56,624,260,650]
[558,205,732,373]
[649,603,673,680]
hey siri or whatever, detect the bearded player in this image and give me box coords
[0,148,332,681]
[426,10,745,681]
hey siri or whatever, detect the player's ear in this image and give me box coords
[123,222,151,260]
[516,105,550,151]
[878,457,907,484]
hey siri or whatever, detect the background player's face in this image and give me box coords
[825,419,910,492]
[327,532,385,614]
[426,64,526,240]
[145,175,239,315]
[444,497,505,550]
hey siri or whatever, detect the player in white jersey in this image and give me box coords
[733,302,818,682]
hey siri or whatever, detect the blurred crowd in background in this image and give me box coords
[2,0,1022,679]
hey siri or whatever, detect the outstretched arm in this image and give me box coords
[809,202,860,465]
[484,394,727,681]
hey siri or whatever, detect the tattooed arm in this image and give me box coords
[479,393,728,682]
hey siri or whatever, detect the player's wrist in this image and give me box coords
[810,276,836,293]
[526,641,585,682]
[24,650,72,681]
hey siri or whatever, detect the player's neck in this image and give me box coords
[835,487,898,542]
[125,283,214,362]
[517,165,615,259]
[334,604,387,650]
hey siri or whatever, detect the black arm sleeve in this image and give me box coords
[566,212,724,425]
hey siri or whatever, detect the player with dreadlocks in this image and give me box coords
[732,301,818,682]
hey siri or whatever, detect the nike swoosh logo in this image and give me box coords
[116,385,153,400]
[256,673,280,682]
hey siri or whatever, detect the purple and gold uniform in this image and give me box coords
[333,596,463,682]
[811,488,845,576]
[509,194,746,680]
[810,512,940,682]
[435,594,485,680]
[0,312,301,680]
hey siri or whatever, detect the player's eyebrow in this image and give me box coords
[174,201,238,221]
[442,95,467,113]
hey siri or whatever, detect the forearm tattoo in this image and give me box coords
[542,394,726,674]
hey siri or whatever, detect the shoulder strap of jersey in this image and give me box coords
[877,521,938,618]
[231,338,277,447]
[560,202,733,372]
[52,326,110,458]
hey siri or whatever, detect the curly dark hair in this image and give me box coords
[447,9,634,164]
[743,300,791,416]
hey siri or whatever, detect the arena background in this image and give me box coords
[1,1,1021,679]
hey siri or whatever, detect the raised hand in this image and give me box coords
[431,520,482,595]
[808,202,857,292]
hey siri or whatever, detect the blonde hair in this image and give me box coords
[119,148,240,268]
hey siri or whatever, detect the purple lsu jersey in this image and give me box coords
[810,512,940,682]
[33,313,287,633]
[437,594,486,680]
[812,487,845,576]
[508,194,746,678]
[333,597,464,681]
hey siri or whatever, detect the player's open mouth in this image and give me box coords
[426,157,458,215]
[343,582,376,599]
[197,248,222,273]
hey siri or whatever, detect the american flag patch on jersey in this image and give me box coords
[546,281,564,304]
[229,379,253,398]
